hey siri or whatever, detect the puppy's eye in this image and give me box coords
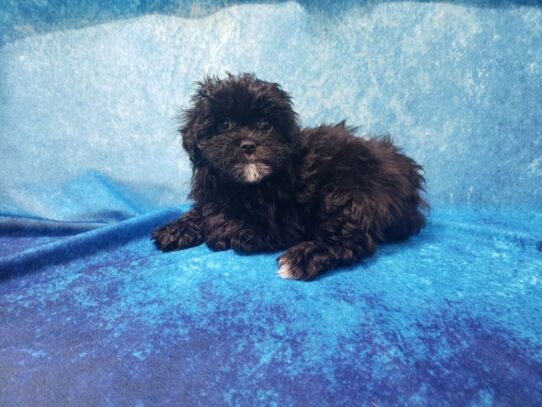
[258,121,273,131]
[218,120,233,132]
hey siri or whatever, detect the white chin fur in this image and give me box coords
[277,258,296,279]
[243,164,270,183]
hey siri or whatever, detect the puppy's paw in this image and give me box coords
[207,228,258,252]
[277,242,326,280]
[232,229,264,253]
[277,256,303,279]
[205,236,231,251]
[151,221,203,252]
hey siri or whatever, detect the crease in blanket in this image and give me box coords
[0,208,183,278]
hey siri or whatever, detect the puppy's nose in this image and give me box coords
[240,140,256,154]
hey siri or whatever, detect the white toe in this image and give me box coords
[277,259,296,279]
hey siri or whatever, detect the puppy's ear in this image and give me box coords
[179,77,218,166]
[268,83,303,152]
[179,108,201,166]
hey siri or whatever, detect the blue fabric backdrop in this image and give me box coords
[1,1,541,405]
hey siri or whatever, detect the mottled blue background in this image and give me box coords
[1,1,541,405]
[2,0,542,221]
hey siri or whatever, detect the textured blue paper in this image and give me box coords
[1,1,541,405]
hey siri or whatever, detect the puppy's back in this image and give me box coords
[300,122,427,241]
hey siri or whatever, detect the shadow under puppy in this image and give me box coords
[152,73,427,280]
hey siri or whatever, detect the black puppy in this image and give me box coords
[152,73,427,280]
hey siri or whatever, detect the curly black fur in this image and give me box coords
[152,73,427,280]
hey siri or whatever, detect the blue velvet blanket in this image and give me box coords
[2,206,542,405]
[1,1,541,405]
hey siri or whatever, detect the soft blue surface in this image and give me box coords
[1,207,542,405]
[1,1,541,405]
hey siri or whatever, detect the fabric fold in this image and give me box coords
[0,208,183,278]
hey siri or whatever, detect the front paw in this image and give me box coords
[277,242,326,280]
[151,221,203,252]
[205,236,231,251]
[206,229,259,252]
[206,226,256,252]
[231,229,262,253]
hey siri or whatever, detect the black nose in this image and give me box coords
[240,140,256,154]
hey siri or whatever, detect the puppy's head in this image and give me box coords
[180,73,300,184]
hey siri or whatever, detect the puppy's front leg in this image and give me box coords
[152,208,205,252]
[277,234,375,280]
[205,213,270,253]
